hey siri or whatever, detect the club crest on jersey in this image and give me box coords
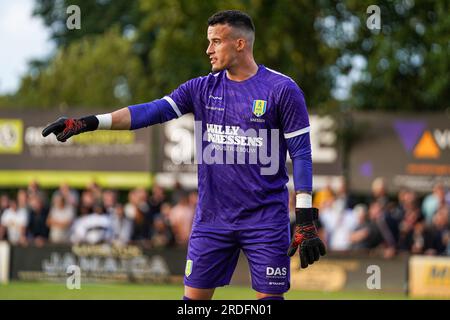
[252,100,267,117]
[185,259,193,277]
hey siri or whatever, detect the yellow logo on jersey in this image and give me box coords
[252,100,267,117]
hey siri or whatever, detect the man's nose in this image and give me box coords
[206,43,214,55]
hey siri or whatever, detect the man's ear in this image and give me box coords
[236,38,246,52]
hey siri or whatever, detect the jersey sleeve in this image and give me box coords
[278,81,313,192]
[165,78,200,116]
[277,81,310,139]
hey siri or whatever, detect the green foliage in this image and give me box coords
[33,0,142,47]
[328,0,449,111]
[5,28,149,110]
[1,0,447,112]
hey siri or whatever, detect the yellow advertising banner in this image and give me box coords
[409,255,450,298]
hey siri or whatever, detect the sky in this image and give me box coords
[0,0,54,94]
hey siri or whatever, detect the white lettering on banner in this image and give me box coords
[26,127,68,146]
[309,115,337,163]
[434,129,450,149]
[164,116,195,165]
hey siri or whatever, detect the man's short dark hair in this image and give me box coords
[207,10,255,33]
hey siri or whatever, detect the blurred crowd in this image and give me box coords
[1,177,449,258]
[0,181,196,249]
[290,177,450,258]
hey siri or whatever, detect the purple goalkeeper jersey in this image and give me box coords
[167,65,310,230]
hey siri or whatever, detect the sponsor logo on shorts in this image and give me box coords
[269,282,285,286]
[266,267,287,277]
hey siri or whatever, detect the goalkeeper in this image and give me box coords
[42,10,326,300]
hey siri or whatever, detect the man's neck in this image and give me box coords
[226,59,259,82]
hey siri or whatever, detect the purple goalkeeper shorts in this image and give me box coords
[183,223,291,294]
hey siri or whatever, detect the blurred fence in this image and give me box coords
[1,241,449,298]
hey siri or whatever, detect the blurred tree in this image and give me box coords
[5,28,149,110]
[137,0,340,110]
[322,0,449,111]
[5,0,340,111]
[33,0,142,47]
[8,0,447,112]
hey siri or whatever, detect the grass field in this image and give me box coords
[0,281,412,300]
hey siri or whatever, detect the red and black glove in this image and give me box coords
[42,116,99,142]
[287,208,326,269]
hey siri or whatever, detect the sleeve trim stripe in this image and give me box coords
[284,126,310,139]
[163,96,182,118]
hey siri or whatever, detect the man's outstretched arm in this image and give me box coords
[110,107,131,129]
[42,97,179,141]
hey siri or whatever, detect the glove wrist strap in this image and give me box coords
[295,207,319,225]
[79,115,99,132]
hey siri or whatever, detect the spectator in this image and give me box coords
[169,193,195,246]
[102,190,118,216]
[0,199,28,245]
[71,204,112,244]
[319,192,358,251]
[188,191,198,211]
[86,181,103,203]
[425,206,450,255]
[391,188,417,222]
[150,214,174,248]
[149,184,166,216]
[370,177,389,207]
[27,194,49,246]
[170,180,186,205]
[398,205,426,253]
[27,180,47,207]
[46,194,75,244]
[350,202,387,250]
[334,177,355,211]
[422,182,447,224]
[17,189,28,210]
[79,190,95,217]
[110,203,133,246]
[138,187,151,227]
[312,182,334,210]
[0,193,9,216]
[349,204,370,250]
[52,182,79,208]
[127,188,151,241]
[372,200,398,258]
[160,202,172,222]
[124,189,138,220]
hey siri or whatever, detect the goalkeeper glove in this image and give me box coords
[287,207,326,269]
[42,116,99,142]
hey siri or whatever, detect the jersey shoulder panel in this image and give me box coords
[262,66,297,89]
[189,70,224,90]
